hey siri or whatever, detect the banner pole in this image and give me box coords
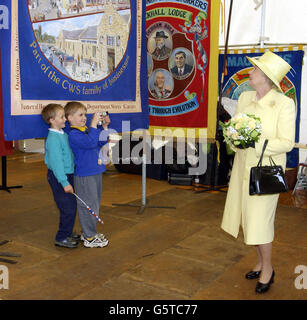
[196,0,234,193]
[138,130,147,214]
[260,0,266,48]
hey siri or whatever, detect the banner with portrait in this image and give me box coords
[146,0,220,139]
[0,0,148,140]
[219,49,304,168]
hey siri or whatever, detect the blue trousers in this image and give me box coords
[47,170,77,241]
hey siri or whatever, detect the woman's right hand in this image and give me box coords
[236,141,255,149]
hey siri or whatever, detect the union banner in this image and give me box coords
[0,55,13,156]
[146,0,220,139]
[0,0,149,140]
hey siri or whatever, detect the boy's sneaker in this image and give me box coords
[81,233,106,241]
[55,237,78,248]
[83,235,109,248]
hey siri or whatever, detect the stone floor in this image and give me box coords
[0,152,306,300]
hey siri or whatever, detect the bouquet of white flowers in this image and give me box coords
[219,113,262,149]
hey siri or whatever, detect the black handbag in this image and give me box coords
[249,139,289,195]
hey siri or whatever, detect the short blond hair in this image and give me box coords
[41,104,63,125]
[64,101,87,119]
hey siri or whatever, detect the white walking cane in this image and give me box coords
[73,193,104,224]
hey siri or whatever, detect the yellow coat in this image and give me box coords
[221,89,295,245]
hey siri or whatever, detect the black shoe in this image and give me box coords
[70,232,81,242]
[55,237,78,248]
[245,270,261,280]
[255,270,275,294]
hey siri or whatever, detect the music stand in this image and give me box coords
[112,130,176,214]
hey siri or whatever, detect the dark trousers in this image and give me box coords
[47,170,77,241]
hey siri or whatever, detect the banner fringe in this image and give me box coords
[219,45,305,54]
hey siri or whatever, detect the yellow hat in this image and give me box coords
[247,51,291,91]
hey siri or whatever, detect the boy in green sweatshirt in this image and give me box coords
[41,103,78,248]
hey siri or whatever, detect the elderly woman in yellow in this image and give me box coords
[221,51,296,294]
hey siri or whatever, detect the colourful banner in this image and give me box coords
[0,53,13,156]
[0,0,149,140]
[146,0,220,138]
[219,50,304,167]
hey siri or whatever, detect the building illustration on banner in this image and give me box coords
[31,1,130,83]
[28,0,130,22]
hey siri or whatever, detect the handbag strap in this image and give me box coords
[269,156,277,166]
[257,139,268,167]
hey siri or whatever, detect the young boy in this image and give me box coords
[64,101,110,248]
[41,104,78,248]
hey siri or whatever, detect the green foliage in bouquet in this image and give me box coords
[219,113,262,149]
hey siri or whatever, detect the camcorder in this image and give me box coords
[98,111,109,125]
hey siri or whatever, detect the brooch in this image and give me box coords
[269,101,276,107]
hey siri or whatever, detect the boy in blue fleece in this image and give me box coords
[65,101,110,248]
[41,104,78,248]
